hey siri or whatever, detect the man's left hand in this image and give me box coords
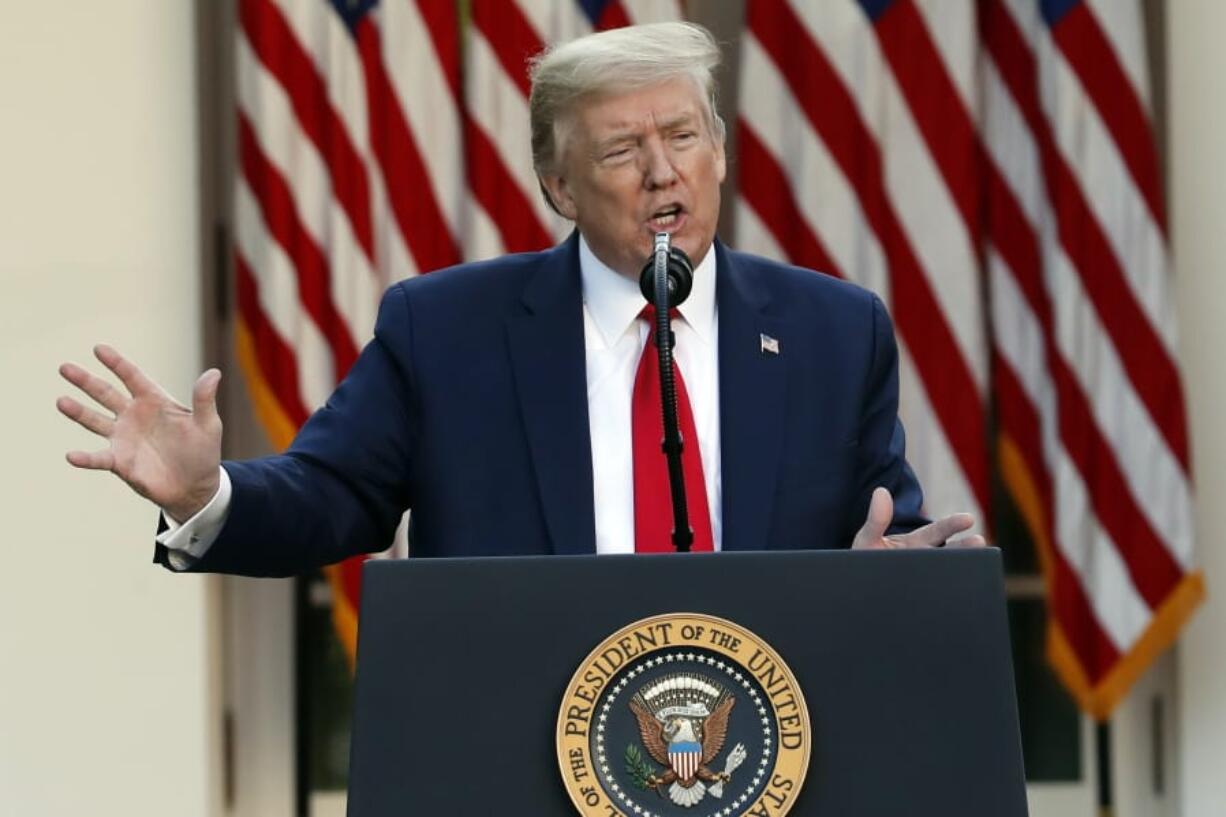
[852,487,987,550]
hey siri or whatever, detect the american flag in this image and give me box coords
[233,0,680,660]
[737,0,1201,716]
[235,0,1200,712]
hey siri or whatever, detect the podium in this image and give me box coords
[347,548,1028,816]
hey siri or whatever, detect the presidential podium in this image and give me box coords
[346,549,1028,816]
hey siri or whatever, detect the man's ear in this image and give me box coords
[539,173,577,221]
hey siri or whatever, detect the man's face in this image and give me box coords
[541,77,727,279]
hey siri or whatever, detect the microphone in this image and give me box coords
[639,235,694,307]
[638,233,696,553]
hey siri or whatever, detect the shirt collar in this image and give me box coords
[578,234,717,348]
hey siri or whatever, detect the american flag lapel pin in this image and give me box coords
[760,333,780,355]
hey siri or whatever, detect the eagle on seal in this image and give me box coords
[629,692,735,794]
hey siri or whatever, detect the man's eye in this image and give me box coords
[602,147,632,162]
[672,132,697,143]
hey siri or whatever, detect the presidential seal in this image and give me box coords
[557,614,810,817]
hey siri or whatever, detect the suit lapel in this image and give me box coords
[506,235,597,555]
[717,242,787,551]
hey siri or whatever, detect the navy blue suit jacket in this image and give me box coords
[160,235,925,575]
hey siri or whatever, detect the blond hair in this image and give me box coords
[528,21,725,180]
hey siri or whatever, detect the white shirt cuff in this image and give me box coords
[157,467,233,569]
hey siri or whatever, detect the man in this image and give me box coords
[56,23,982,573]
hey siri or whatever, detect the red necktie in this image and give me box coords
[632,306,714,553]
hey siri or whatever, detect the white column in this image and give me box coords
[0,3,221,815]
[1169,2,1226,815]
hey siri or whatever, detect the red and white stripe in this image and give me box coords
[234,0,464,656]
[982,0,1197,714]
[737,0,990,530]
[739,0,1199,715]
[669,748,701,781]
[236,1,684,657]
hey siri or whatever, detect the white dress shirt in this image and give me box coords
[159,235,722,563]
[579,236,721,553]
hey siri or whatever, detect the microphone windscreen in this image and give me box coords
[639,245,695,307]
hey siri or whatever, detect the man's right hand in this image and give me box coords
[57,344,224,523]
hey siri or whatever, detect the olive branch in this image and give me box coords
[624,744,657,790]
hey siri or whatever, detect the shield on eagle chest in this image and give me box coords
[668,740,703,783]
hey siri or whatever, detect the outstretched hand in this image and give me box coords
[57,344,224,523]
[852,487,986,550]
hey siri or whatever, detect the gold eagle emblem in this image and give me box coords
[628,673,739,806]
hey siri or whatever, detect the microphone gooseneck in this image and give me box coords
[638,233,696,553]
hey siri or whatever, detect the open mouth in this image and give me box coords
[649,204,684,231]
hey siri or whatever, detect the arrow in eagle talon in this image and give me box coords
[707,743,748,798]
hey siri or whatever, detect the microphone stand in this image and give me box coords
[648,233,694,553]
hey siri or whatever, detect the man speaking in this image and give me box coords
[56,22,982,572]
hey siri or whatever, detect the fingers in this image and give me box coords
[94,344,157,397]
[191,368,222,421]
[65,448,115,471]
[56,395,115,437]
[898,513,976,548]
[947,534,988,549]
[59,361,130,414]
[867,487,893,537]
[852,487,894,549]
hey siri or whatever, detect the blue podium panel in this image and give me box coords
[348,549,1027,816]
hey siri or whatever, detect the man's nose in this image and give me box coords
[643,139,678,189]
